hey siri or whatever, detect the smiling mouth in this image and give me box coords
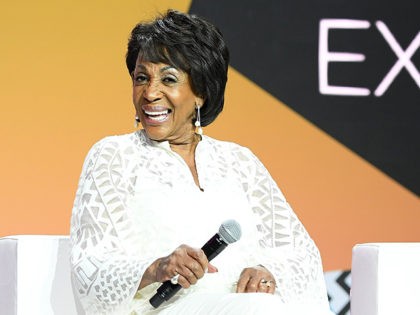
[143,109,172,122]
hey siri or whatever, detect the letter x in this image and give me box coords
[375,21,420,96]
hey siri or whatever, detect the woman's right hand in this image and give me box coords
[139,244,217,290]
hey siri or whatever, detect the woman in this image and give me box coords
[70,10,333,315]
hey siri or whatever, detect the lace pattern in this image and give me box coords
[70,130,329,314]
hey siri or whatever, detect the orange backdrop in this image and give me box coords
[1,0,419,271]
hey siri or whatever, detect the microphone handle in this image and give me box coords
[149,281,182,307]
[201,233,228,261]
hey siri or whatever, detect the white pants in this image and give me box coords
[136,292,333,315]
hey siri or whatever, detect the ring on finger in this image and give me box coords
[171,273,180,285]
[260,279,273,288]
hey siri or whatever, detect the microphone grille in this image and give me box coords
[219,219,242,244]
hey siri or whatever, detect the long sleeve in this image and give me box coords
[70,136,153,314]
[231,146,329,305]
[70,132,331,314]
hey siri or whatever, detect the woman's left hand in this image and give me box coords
[236,265,276,294]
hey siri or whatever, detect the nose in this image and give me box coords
[143,80,162,102]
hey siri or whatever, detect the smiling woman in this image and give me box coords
[132,62,203,145]
[69,10,333,315]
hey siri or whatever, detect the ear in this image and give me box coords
[195,96,205,108]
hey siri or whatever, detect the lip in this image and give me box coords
[141,104,169,112]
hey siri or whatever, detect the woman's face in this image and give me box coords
[132,59,204,143]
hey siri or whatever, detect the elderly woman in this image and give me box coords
[70,10,333,315]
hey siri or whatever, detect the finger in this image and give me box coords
[186,248,209,273]
[207,263,218,273]
[267,279,276,294]
[244,276,260,293]
[258,279,270,293]
[157,246,194,282]
[260,278,276,294]
[175,273,192,288]
[236,273,251,293]
[178,260,203,284]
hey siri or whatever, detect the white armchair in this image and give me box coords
[351,242,420,315]
[0,235,78,315]
[2,236,419,315]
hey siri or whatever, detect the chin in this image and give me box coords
[144,127,168,142]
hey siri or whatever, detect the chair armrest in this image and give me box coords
[351,242,420,315]
[0,235,77,315]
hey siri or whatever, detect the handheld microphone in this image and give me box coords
[149,219,242,308]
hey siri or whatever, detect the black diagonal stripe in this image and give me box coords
[190,0,420,195]
[337,270,351,294]
[337,271,351,314]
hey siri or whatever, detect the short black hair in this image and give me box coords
[126,10,229,126]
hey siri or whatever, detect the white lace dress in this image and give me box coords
[70,130,332,315]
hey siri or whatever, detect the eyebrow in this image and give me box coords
[160,65,177,72]
[135,64,178,73]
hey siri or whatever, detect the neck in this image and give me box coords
[169,133,201,156]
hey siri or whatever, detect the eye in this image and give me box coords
[162,75,177,84]
[134,73,148,84]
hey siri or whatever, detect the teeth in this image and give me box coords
[144,110,169,116]
[149,115,168,122]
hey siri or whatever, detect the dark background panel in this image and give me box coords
[190,0,420,195]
